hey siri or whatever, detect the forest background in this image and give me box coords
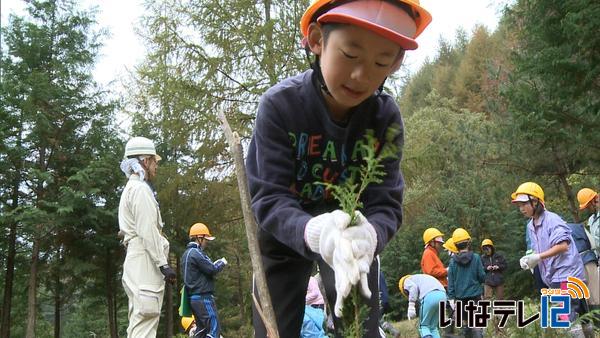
[0,0,599,337]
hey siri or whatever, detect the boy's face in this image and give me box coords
[308,24,402,119]
[483,246,492,255]
[515,201,535,218]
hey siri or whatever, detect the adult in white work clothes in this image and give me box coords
[119,136,176,337]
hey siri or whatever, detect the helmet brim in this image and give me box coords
[317,1,419,50]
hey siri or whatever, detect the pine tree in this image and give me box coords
[0,0,120,336]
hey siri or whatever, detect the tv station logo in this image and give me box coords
[439,276,589,329]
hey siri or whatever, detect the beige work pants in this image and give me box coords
[122,237,169,338]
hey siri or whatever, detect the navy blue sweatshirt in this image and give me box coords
[181,242,224,295]
[246,70,404,259]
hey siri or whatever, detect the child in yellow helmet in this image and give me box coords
[246,1,432,336]
[512,182,587,331]
[480,239,507,301]
[447,228,485,338]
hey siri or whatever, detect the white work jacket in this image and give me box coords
[119,175,169,267]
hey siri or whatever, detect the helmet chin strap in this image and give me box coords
[304,45,332,97]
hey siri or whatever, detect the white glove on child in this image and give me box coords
[407,302,417,320]
[215,257,228,266]
[519,253,541,270]
[305,210,358,317]
[341,211,377,298]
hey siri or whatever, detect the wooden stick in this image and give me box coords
[218,110,279,338]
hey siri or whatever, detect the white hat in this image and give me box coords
[512,193,530,203]
[124,136,161,160]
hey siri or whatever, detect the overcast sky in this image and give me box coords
[2,0,505,87]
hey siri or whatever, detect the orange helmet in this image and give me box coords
[189,223,215,240]
[300,0,432,50]
[577,188,598,210]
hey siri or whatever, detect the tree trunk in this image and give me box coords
[263,0,277,86]
[1,114,23,338]
[165,285,173,338]
[235,253,245,320]
[0,221,17,338]
[25,236,40,338]
[165,253,176,338]
[54,265,61,338]
[106,248,119,338]
[558,173,579,222]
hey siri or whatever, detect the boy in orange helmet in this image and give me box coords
[181,223,227,338]
[246,1,432,336]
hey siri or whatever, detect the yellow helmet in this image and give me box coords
[452,228,471,244]
[189,223,215,240]
[443,238,458,254]
[300,0,432,50]
[398,275,412,298]
[181,316,195,332]
[422,227,444,245]
[577,188,598,210]
[481,239,494,248]
[511,182,545,204]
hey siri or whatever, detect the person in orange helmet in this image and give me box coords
[578,188,600,256]
[181,223,227,338]
[421,227,448,287]
[246,1,432,336]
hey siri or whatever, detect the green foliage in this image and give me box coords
[501,0,600,220]
[0,0,123,335]
[320,131,398,225]
[340,287,368,337]
[318,131,397,337]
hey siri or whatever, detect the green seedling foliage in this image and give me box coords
[318,129,399,337]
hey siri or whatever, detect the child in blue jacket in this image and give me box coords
[447,228,485,338]
[181,223,227,338]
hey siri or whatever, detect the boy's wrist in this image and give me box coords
[304,218,322,253]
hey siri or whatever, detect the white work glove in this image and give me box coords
[407,301,417,320]
[520,254,541,270]
[305,210,357,317]
[341,211,377,299]
[214,257,228,267]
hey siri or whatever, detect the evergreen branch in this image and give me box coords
[315,128,399,336]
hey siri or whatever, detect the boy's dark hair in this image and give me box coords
[532,199,545,217]
[456,241,470,251]
[321,23,344,44]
